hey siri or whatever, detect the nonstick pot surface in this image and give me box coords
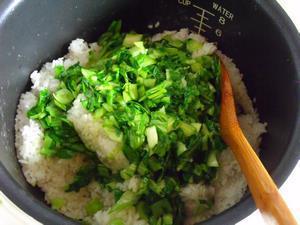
[0,1,299,225]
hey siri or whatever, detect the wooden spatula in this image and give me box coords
[219,61,298,225]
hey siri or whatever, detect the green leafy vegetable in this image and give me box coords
[28,90,90,158]
[176,142,187,156]
[51,198,65,210]
[146,126,158,149]
[27,20,227,225]
[186,39,202,53]
[53,88,74,107]
[85,198,103,216]
[162,214,173,225]
[150,199,172,218]
[120,163,137,180]
[27,89,51,119]
[196,199,214,213]
[65,164,96,192]
[110,191,139,213]
[109,218,125,225]
[123,33,143,47]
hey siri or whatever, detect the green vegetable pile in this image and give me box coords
[28,21,225,225]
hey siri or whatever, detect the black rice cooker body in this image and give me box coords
[0,1,299,225]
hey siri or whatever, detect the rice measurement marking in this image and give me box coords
[192,4,215,16]
[191,4,215,34]
[192,15,212,28]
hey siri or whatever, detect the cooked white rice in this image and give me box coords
[15,30,266,225]
[67,94,129,172]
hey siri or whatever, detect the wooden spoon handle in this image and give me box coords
[225,127,297,225]
[220,63,298,225]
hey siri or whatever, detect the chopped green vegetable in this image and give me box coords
[130,41,147,57]
[191,123,202,132]
[137,201,151,220]
[163,35,183,48]
[81,68,97,82]
[162,214,173,225]
[123,83,138,102]
[197,199,214,213]
[28,90,90,158]
[150,199,172,218]
[27,20,227,225]
[51,198,65,210]
[110,191,139,213]
[179,122,197,137]
[113,189,124,202]
[186,39,203,52]
[54,65,65,76]
[123,33,143,47]
[148,156,163,171]
[85,198,103,216]
[27,89,50,119]
[120,163,137,180]
[53,88,74,106]
[137,161,149,176]
[176,142,187,156]
[207,150,219,167]
[146,126,158,149]
[143,78,156,88]
[108,218,125,225]
[65,164,96,192]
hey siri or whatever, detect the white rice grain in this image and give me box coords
[94,207,147,225]
[67,95,129,171]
